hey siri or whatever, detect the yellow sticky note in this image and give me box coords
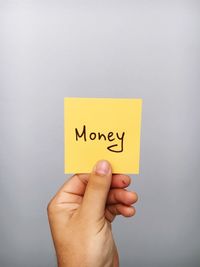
[64,97,142,174]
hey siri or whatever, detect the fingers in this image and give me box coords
[49,168,132,220]
[105,204,136,222]
[80,160,112,221]
[107,188,138,205]
[55,173,131,202]
[105,189,138,223]
[111,174,131,189]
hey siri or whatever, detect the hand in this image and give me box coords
[47,160,138,267]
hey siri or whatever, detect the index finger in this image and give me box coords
[111,174,131,188]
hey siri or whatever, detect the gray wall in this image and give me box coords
[0,1,200,267]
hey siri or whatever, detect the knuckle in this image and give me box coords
[47,197,56,214]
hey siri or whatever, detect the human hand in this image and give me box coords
[47,160,138,267]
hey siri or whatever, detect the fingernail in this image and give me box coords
[94,160,110,175]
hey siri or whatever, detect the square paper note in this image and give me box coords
[64,97,142,174]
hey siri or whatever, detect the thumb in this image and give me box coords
[80,160,112,221]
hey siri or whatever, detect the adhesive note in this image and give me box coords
[64,97,142,174]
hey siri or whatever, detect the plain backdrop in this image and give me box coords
[0,1,200,267]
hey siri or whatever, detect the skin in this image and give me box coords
[47,160,138,267]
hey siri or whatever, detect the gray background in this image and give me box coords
[0,1,200,267]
